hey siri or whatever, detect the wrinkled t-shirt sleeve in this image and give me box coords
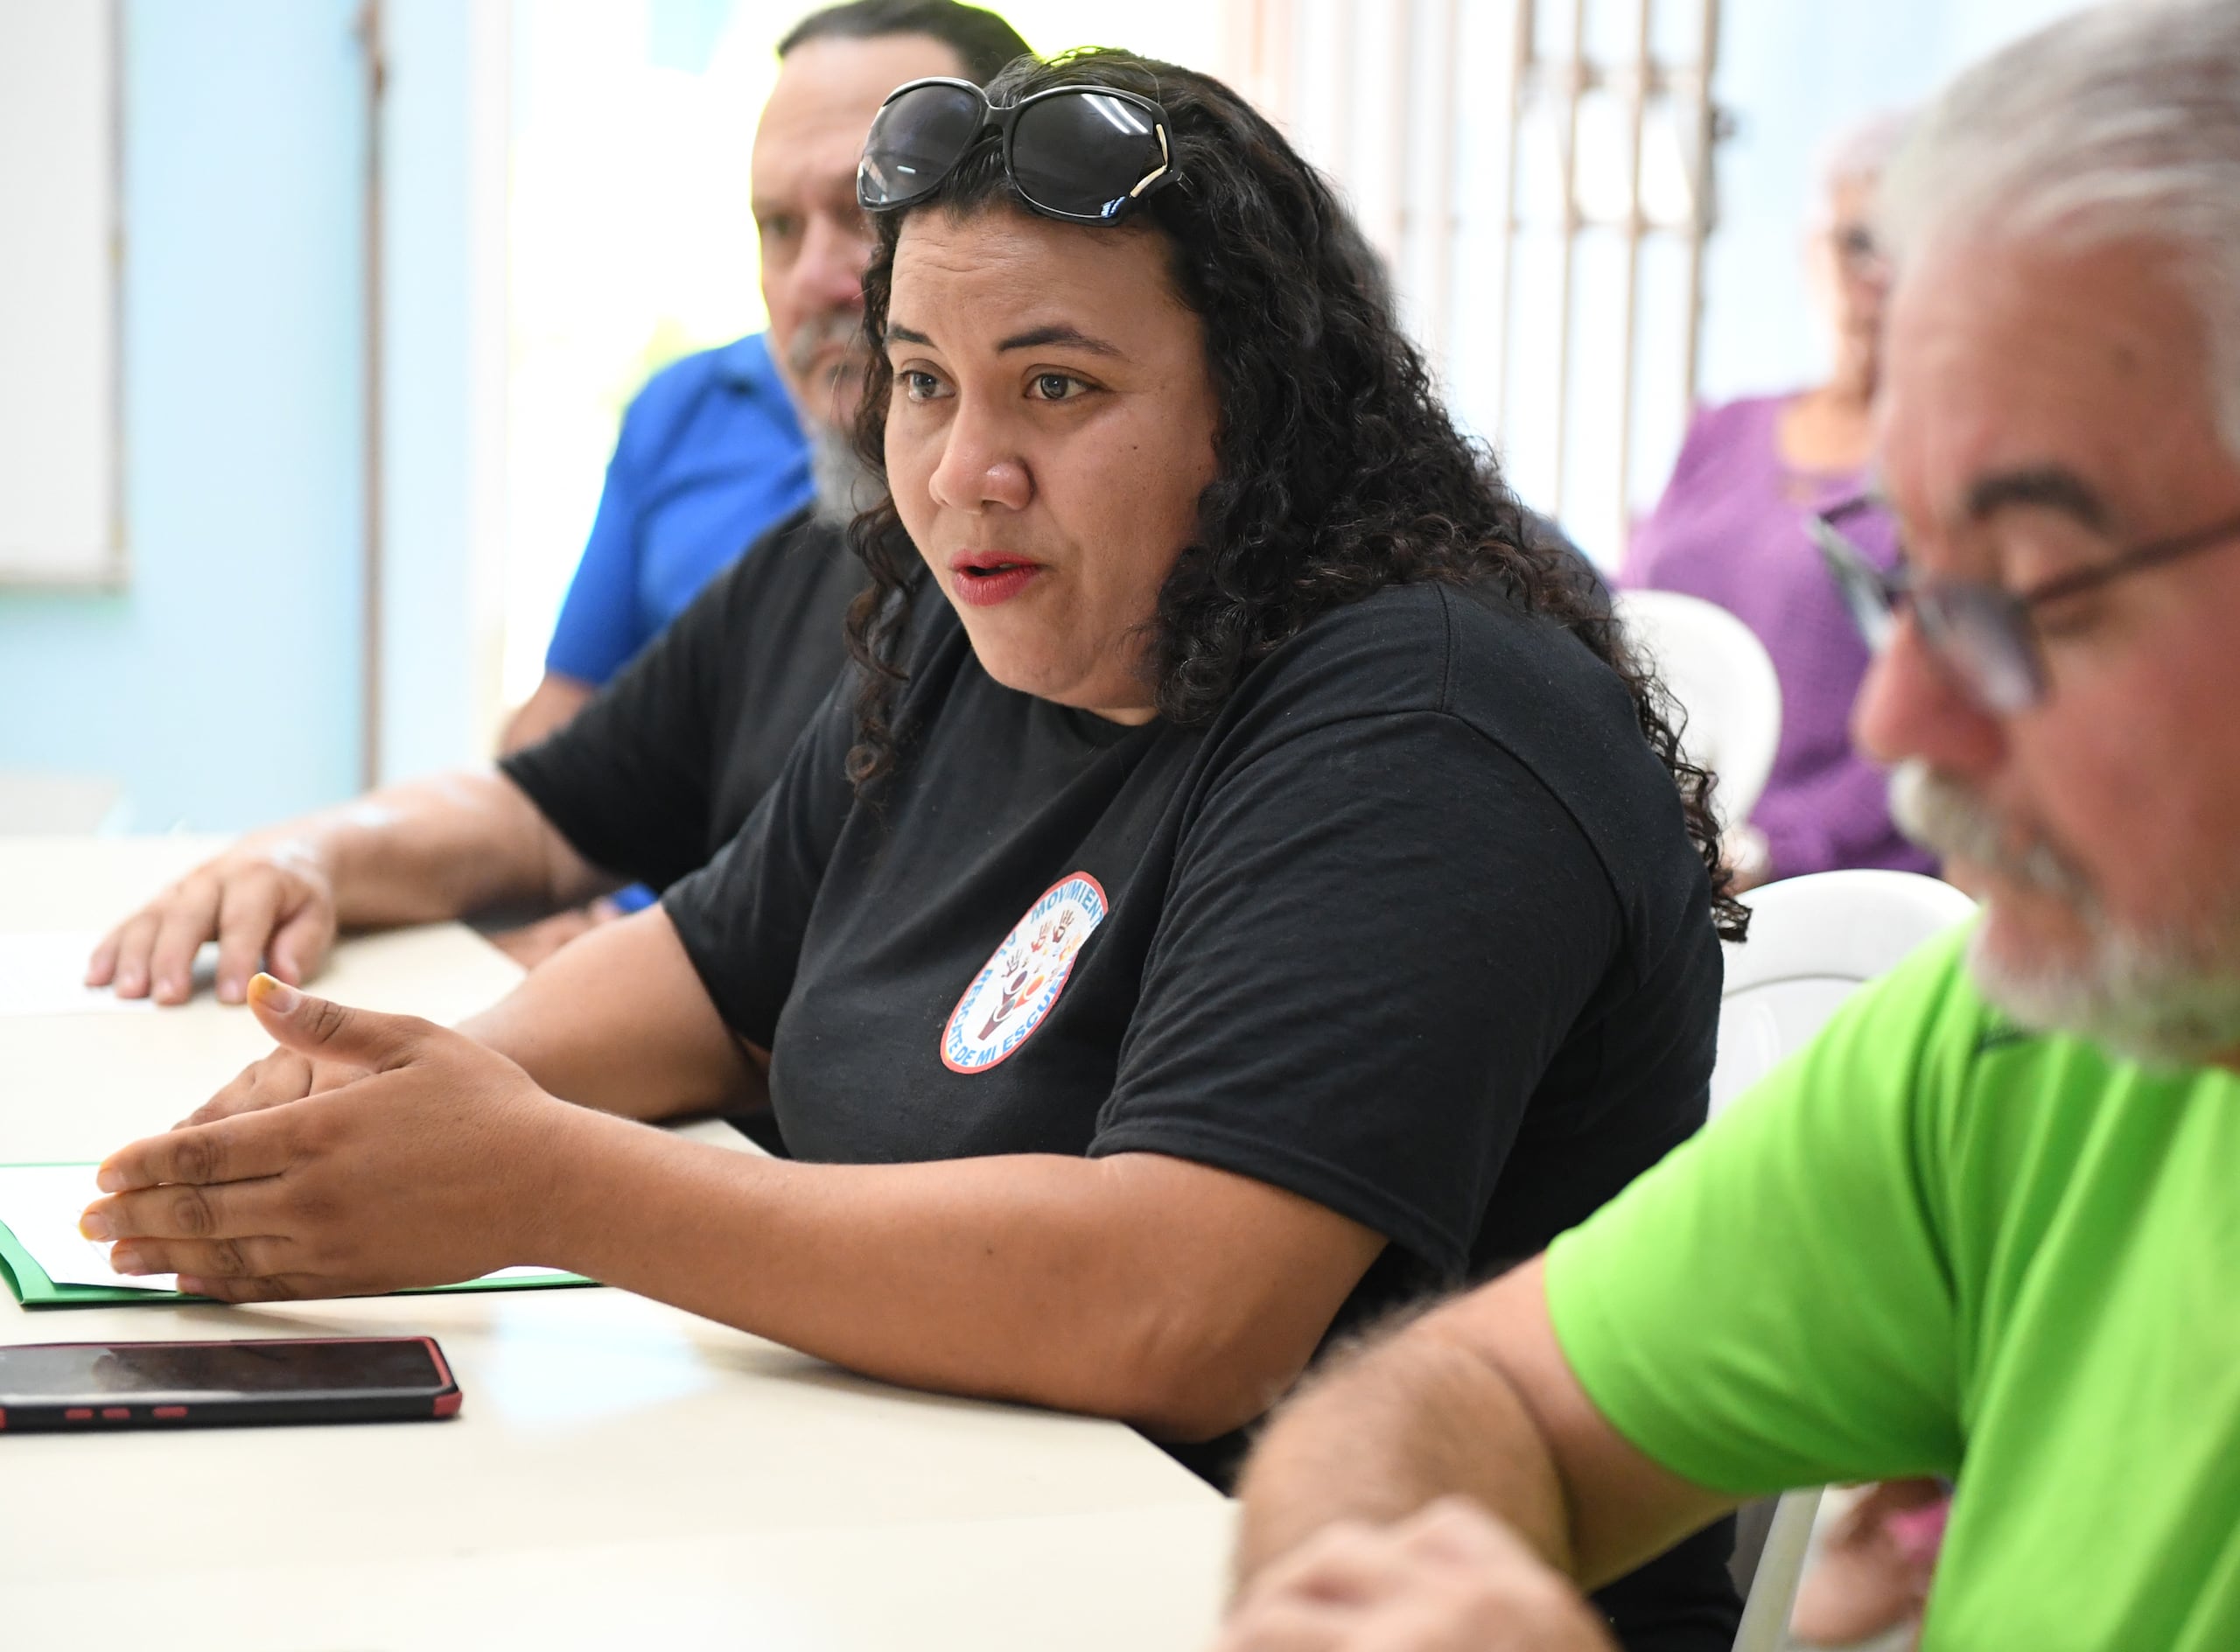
[658,672,858,1048]
[500,556,733,892]
[1089,709,1621,1278]
[1544,930,1976,1497]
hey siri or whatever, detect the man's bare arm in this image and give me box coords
[88,769,609,1004]
[1233,1256,1736,1591]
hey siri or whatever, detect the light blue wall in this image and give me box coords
[0,0,368,832]
[376,0,488,787]
[1699,0,2091,402]
[0,0,2110,831]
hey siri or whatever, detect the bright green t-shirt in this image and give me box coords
[1547,928,2240,1650]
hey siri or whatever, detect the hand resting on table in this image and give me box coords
[87,839,338,1007]
[78,973,580,1301]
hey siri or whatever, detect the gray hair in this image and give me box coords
[1880,0,2240,455]
[1815,108,1909,216]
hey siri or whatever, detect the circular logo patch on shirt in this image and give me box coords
[941,872,1110,1074]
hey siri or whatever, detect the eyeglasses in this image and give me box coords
[1830,222,1887,282]
[1810,494,2240,713]
[857,77,1176,226]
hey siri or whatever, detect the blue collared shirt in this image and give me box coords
[544,332,815,685]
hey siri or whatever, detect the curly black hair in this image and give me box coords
[842,48,1746,940]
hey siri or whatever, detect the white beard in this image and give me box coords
[808,425,883,530]
[1892,760,2240,1068]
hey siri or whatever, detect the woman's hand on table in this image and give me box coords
[1214,1497,1617,1652]
[77,972,584,1301]
[86,838,339,1006]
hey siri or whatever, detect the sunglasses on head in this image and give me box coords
[857,76,1178,226]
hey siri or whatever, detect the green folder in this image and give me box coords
[0,1163,595,1308]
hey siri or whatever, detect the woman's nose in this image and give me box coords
[927,402,1032,514]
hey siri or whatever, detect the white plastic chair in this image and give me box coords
[1714,869,1978,1652]
[1614,588,1783,828]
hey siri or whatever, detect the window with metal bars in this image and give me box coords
[1222,0,1725,570]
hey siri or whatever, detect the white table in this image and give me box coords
[0,771,123,835]
[0,837,1232,1651]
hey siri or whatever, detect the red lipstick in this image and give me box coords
[947,550,1045,607]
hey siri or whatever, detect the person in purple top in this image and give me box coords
[1625,113,1934,886]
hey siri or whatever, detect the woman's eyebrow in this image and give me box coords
[886,322,934,347]
[997,324,1122,357]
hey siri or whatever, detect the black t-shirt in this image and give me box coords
[500,507,861,892]
[668,580,1719,1287]
[662,580,1739,1640]
[508,538,1734,1642]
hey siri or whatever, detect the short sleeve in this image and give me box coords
[500,550,737,892]
[1089,710,1622,1278]
[545,415,652,686]
[658,675,859,1047]
[1544,932,1977,1497]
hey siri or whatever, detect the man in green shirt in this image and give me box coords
[1214,4,2240,1648]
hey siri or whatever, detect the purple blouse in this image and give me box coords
[1622,394,1934,879]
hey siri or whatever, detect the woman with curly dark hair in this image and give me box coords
[82,46,1736,1648]
[840,60,1738,899]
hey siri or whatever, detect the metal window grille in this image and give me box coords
[1222,0,1724,568]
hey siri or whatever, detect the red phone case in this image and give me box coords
[0,1334,462,1432]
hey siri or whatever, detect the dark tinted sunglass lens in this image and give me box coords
[860,84,985,206]
[1010,92,1165,220]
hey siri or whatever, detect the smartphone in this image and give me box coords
[0,1335,461,1432]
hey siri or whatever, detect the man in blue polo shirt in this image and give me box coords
[87,0,1038,1006]
[529,332,813,725]
[501,0,1032,757]
[486,2,1031,962]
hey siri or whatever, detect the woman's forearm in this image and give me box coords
[520,1110,1369,1441]
[461,912,1377,1440]
[456,906,765,1121]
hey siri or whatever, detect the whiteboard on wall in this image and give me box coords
[0,0,123,587]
